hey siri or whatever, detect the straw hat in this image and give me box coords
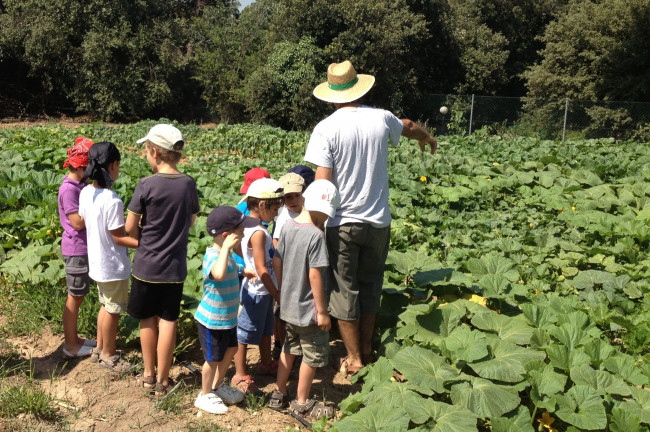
[313,60,375,103]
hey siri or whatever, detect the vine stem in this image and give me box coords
[531,406,538,425]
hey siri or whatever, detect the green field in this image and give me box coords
[1,122,649,431]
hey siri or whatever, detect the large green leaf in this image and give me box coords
[618,387,650,423]
[470,312,534,345]
[450,378,521,418]
[528,364,568,397]
[555,386,607,430]
[332,405,410,432]
[466,254,519,282]
[391,346,460,394]
[546,345,591,371]
[443,324,488,363]
[490,407,534,432]
[549,323,593,350]
[469,339,545,383]
[404,398,478,431]
[387,249,440,275]
[609,407,644,432]
[414,305,465,340]
[603,354,649,386]
[569,364,631,396]
[571,270,614,290]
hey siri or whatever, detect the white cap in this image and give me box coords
[239,178,284,204]
[302,179,340,218]
[136,124,184,152]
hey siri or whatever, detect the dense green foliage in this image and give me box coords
[2,0,647,133]
[0,122,649,430]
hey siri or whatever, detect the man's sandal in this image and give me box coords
[339,356,363,379]
[98,355,132,373]
[268,390,290,411]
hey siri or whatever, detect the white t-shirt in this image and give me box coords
[304,106,403,228]
[241,225,277,296]
[78,186,131,282]
[272,206,299,240]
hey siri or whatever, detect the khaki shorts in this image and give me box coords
[283,323,329,368]
[97,279,129,314]
[326,223,390,321]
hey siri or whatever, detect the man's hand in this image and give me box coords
[316,312,331,332]
[418,136,437,154]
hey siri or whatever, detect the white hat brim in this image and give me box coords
[313,74,375,104]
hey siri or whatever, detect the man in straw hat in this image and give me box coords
[304,60,437,378]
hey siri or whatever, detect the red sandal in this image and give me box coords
[232,375,258,393]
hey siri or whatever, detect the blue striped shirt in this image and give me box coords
[194,247,239,330]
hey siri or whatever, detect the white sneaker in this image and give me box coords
[214,383,245,405]
[194,392,228,414]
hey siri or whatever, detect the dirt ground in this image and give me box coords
[0,325,361,432]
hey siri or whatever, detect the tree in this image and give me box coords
[523,0,650,138]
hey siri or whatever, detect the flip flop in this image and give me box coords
[338,356,363,378]
[82,339,97,347]
[62,344,94,359]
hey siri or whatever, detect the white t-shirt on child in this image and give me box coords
[78,186,131,282]
[241,225,277,296]
[272,206,299,240]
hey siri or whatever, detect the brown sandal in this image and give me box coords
[154,379,176,398]
[99,355,132,373]
[290,398,335,420]
[137,374,156,390]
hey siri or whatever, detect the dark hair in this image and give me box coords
[83,142,121,188]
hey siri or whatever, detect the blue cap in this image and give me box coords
[288,165,315,187]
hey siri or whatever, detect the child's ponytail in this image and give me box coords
[83,142,121,189]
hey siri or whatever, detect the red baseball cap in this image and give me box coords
[240,168,270,194]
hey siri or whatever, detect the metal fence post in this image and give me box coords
[468,94,475,135]
[562,98,569,141]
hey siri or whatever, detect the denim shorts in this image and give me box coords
[236,289,274,345]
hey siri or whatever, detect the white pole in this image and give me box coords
[562,98,569,141]
[468,94,475,135]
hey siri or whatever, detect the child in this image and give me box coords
[125,124,200,396]
[78,142,138,372]
[269,179,340,422]
[58,137,96,359]
[232,178,284,393]
[234,167,270,276]
[194,206,259,414]
[271,170,310,361]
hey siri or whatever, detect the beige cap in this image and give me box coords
[279,172,305,194]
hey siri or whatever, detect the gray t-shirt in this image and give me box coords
[304,105,403,228]
[275,219,328,327]
[127,173,199,283]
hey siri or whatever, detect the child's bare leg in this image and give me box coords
[296,362,317,404]
[259,334,273,365]
[101,312,120,358]
[201,361,217,395]
[212,346,238,389]
[96,306,106,351]
[276,351,295,395]
[63,294,84,351]
[234,343,248,378]
[157,318,177,386]
[140,316,158,379]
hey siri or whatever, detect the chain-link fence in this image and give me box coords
[420,94,650,141]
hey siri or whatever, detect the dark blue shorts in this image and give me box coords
[237,290,274,345]
[197,322,237,363]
